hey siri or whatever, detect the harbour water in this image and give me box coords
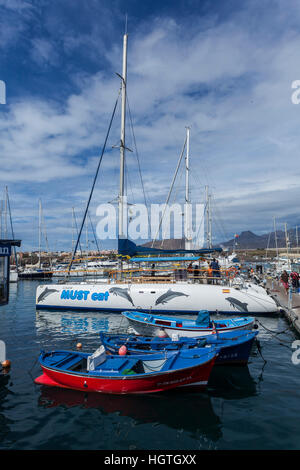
[0,280,299,450]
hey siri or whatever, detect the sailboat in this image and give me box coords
[19,200,52,280]
[36,33,279,316]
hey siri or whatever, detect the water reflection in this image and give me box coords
[0,372,12,444]
[208,365,258,399]
[36,310,128,337]
[38,386,222,442]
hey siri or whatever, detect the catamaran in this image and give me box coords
[35,33,279,316]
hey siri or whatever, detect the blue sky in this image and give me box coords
[0,0,300,251]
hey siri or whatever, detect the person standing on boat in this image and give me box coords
[187,262,193,279]
[210,258,220,284]
[151,263,155,279]
[207,264,213,284]
[194,264,200,283]
[280,270,289,294]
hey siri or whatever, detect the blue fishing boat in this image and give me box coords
[100,329,258,366]
[121,310,255,337]
[35,345,220,394]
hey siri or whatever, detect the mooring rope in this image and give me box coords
[255,318,295,347]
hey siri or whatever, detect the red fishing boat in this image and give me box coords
[35,345,219,394]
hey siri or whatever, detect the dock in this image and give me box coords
[266,277,300,336]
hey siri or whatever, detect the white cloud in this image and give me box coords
[1,0,300,248]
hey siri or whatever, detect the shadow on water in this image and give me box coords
[36,365,259,444]
[208,365,258,399]
[38,386,223,441]
[0,372,13,443]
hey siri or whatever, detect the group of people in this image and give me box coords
[280,270,300,294]
[187,258,221,284]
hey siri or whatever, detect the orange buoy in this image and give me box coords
[118,345,127,356]
[76,343,82,349]
[1,359,11,369]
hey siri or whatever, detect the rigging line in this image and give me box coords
[73,208,83,256]
[160,162,186,248]
[169,160,185,206]
[88,211,101,255]
[194,207,206,248]
[210,194,229,241]
[40,204,52,269]
[151,136,187,248]
[64,88,121,280]
[211,213,227,244]
[193,198,208,245]
[126,92,151,227]
[124,157,135,206]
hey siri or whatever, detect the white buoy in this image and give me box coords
[0,340,6,364]
[157,329,168,338]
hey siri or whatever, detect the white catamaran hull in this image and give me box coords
[36,282,279,315]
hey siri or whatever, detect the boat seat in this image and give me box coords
[69,358,87,371]
[87,346,106,371]
[52,353,80,369]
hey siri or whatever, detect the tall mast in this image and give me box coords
[118,33,128,240]
[185,127,192,250]
[0,199,2,238]
[4,187,7,239]
[285,222,291,270]
[38,199,42,268]
[296,225,299,256]
[205,186,212,249]
[72,208,75,253]
[208,194,212,249]
[273,217,279,261]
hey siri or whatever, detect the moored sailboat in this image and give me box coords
[35,32,279,316]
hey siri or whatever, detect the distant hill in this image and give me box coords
[142,228,299,251]
[220,229,299,249]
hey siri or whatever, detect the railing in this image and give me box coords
[108,266,238,285]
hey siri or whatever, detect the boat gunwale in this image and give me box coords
[39,350,218,381]
[124,313,254,332]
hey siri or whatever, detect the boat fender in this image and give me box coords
[157,329,168,338]
[253,323,259,330]
[119,345,127,356]
[76,343,82,349]
[1,359,11,370]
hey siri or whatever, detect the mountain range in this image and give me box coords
[220,229,298,250]
[143,228,299,250]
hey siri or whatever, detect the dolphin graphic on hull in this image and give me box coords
[109,287,134,306]
[225,297,249,313]
[37,287,59,303]
[155,289,189,306]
